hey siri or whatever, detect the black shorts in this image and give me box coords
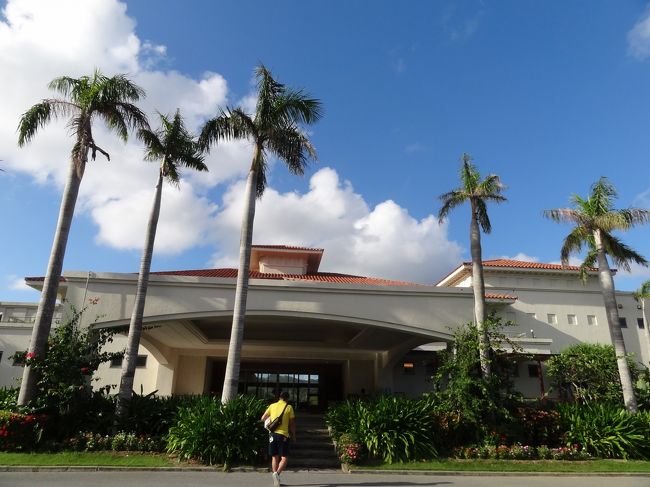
[269,432,290,457]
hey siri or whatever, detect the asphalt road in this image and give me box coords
[0,471,649,487]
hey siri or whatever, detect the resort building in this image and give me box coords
[1,245,648,409]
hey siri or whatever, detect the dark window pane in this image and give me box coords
[527,364,539,378]
[638,318,645,329]
[620,317,628,328]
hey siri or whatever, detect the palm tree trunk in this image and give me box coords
[642,299,650,367]
[221,164,259,403]
[470,201,490,380]
[115,170,164,419]
[594,230,638,413]
[18,154,85,406]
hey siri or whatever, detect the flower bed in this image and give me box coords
[454,444,591,461]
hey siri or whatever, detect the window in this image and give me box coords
[527,364,540,378]
[0,312,3,322]
[12,352,26,367]
[403,362,415,375]
[547,313,557,325]
[508,363,520,377]
[567,314,577,326]
[638,318,645,329]
[620,317,628,328]
[0,351,3,362]
[587,315,597,326]
[110,355,148,368]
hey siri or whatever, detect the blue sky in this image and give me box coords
[2,0,650,302]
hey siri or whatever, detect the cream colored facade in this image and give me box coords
[2,249,649,406]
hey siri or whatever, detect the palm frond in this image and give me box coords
[560,227,589,266]
[475,199,492,233]
[17,100,79,146]
[438,190,467,223]
[543,208,585,225]
[273,89,323,125]
[634,280,650,300]
[579,249,598,283]
[267,126,317,175]
[199,108,254,151]
[601,232,648,272]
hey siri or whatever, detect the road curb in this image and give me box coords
[347,468,650,477]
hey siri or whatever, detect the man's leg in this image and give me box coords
[276,455,288,474]
[271,455,279,473]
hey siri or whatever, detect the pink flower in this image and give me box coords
[88,297,100,305]
[25,352,35,359]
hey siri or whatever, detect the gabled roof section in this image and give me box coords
[250,245,324,274]
[436,259,601,287]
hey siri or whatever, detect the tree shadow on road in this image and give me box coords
[288,482,454,487]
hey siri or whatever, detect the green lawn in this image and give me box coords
[0,451,177,467]
[354,459,650,473]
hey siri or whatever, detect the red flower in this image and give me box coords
[26,352,35,359]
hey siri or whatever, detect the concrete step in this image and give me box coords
[288,457,341,469]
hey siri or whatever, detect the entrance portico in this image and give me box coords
[28,245,488,400]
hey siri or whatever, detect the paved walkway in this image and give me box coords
[0,470,648,487]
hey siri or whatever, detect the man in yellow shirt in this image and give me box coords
[261,391,296,487]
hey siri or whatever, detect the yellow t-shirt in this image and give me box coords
[264,400,295,437]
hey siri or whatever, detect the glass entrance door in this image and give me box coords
[240,370,320,410]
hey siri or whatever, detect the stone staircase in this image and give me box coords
[289,412,341,470]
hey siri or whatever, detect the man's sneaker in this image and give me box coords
[272,471,280,487]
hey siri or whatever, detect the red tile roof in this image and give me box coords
[252,245,324,252]
[151,268,420,286]
[485,292,518,300]
[480,259,591,272]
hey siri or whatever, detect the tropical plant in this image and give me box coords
[430,316,521,448]
[558,403,650,459]
[547,343,640,405]
[438,154,506,379]
[115,111,206,419]
[116,389,200,436]
[16,70,148,406]
[166,395,267,469]
[325,396,439,463]
[544,178,650,412]
[11,306,122,440]
[634,280,650,366]
[199,65,322,402]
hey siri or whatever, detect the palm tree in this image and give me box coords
[16,70,148,406]
[544,177,650,413]
[199,65,322,402]
[115,111,206,419]
[438,154,506,380]
[633,280,650,366]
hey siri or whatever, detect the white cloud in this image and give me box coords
[628,6,650,60]
[498,253,538,262]
[0,0,251,255]
[209,168,462,283]
[0,0,465,279]
[7,275,32,292]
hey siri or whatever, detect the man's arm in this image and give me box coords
[289,417,296,442]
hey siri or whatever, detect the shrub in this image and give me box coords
[116,389,200,436]
[13,305,122,441]
[336,433,364,464]
[558,403,650,459]
[166,395,267,469]
[0,411,45,451]
[510,405,562,447]
[429,316,522,448]
[454,443,589,460]
[546,343,640,405]
[65,431,165,452]
[326,396,438,463]
[0,388,17,411]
